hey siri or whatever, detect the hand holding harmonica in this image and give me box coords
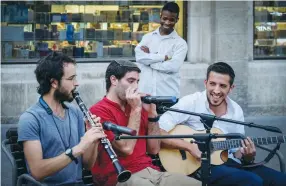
[125,87,142,110]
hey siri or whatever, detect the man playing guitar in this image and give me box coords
[159,62,286,186]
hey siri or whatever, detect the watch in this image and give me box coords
[65,148,78,164]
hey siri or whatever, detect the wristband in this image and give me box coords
[241,156,255,165]
[148,116,160,122]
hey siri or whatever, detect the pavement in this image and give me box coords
[1,116,286,185]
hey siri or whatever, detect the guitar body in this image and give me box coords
[158,125,228,175]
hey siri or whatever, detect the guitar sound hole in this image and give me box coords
[179,150,187,160]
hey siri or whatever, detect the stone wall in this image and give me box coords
[187,1,286,116]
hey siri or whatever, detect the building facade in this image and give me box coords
[1,1,286,124]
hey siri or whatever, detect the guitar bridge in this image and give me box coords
[179,150,187,160]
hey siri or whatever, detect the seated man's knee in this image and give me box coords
[162,172,201,186]
[116,175,153,186]
[239,171,263,186]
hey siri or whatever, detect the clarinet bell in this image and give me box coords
[117,170,131,183]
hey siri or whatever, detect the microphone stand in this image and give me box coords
[159,106,282,134]
[155,105,282,186]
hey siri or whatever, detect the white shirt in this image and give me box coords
[135,28,188,98]
[159,90,245,163]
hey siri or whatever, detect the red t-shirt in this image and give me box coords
[89,97,159,186]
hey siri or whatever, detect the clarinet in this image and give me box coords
[72,90,131,183]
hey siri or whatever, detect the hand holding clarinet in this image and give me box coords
[77,115,106,153]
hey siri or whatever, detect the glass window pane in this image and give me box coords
[1,1,185,62]
[254,1,286,59]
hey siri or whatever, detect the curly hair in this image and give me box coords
[34,52,76,95]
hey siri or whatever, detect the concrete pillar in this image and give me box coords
[187,1,213,63]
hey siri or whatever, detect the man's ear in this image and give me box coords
[204,79,207,88]
[229,84,235,93]
[50,78,58,89]
[176,17,179,23]
[110,75,118,86]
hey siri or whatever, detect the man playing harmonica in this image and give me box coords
[89,60,201,186]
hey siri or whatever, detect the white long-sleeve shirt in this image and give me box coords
[159,90,245,163]
[135,28,188,98]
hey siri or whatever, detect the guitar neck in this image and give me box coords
[213,135,286,151]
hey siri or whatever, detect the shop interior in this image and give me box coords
[1,1,184,61]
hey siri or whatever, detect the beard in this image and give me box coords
[207,96,225,107]
[115,84,129,102]
[117,89,127,102]
[54,87,74,103]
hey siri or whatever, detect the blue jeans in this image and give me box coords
[209,159,286,186]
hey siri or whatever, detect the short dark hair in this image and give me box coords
[34,52,76,95]
[105,60,141,92]
[162,2,180,15]
[206,62,235,86]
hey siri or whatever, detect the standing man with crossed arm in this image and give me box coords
[135,2,187,99]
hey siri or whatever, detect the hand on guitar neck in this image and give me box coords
[234,137,256,164]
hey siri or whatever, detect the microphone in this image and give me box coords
[141,96,177,104]
[103,122,136,136]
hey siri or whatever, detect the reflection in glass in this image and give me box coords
[254,1,286,58]
[1,1,186,61]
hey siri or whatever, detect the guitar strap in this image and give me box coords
[240,123,283,168]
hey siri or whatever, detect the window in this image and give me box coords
[1,1,185,63]
[254,1,286,59]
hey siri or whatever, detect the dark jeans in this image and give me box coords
[209,159,286,186]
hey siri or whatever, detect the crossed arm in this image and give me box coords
[135,35,166,65]
[135,35,188,74]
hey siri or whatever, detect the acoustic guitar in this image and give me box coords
[158,125,286,175]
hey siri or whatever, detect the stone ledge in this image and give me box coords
[246,105,286,117]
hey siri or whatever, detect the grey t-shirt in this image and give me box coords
[18,101,85,185]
